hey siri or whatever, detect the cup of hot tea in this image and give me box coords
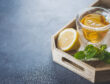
[76,7,110,48]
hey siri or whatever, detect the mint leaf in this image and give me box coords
[100,44,107,51]
[73,44,110,64]
[84,44,94,51]
[74,51,85,60]
[84,45,98,59]
[103,51,110,63]
[95,49,105,60]
[98,52,105,60]
[85,48,98,59]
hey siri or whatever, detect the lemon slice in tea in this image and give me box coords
[81,14,109,27]
[57,28,80,51]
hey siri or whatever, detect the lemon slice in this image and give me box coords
[57,28,80,51]
[81,14,109,27]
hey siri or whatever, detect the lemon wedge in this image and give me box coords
[57,28,80,51]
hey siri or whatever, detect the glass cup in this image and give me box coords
[76,7,110,49]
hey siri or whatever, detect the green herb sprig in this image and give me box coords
[74,44,110,63]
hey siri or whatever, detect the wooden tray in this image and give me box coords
[51,0,110,83]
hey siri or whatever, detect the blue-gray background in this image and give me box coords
[0,0,109,84]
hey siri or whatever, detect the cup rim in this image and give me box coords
[76,7,110,31]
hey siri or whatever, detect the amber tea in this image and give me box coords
[82,28,108,43]
[81,14,109,43]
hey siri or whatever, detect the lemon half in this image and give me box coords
[57,28,80,51]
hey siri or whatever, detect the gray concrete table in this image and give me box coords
[0,0,109,84]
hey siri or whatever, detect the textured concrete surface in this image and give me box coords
[0,0,109,84]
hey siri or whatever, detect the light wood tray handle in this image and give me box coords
[62,57,85,72]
